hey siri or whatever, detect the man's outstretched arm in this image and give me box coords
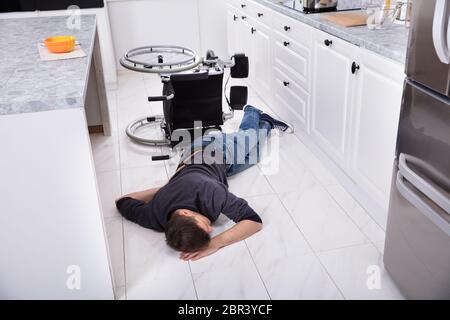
[180,219,262,261]
[116,187,161,204]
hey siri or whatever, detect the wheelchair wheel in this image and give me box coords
[125,116,171,146]
[120,45,202,74]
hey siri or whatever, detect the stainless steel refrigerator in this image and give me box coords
[384,0,450,299]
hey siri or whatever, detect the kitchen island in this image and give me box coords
[0,15,114,299]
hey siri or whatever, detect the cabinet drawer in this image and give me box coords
[247,0,272,25]
[273,38,310,92]
[273,66,309,133]
[312,29,355,57]
[272,10,312,48]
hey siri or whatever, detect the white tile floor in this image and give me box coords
[91,71,404,300]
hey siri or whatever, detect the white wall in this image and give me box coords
[107,0,228,70]
[198,0,228,59]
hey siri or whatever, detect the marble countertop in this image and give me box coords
[0,15,96,116]
[254,0,409,64]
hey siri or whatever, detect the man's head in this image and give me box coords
[165,209,213,252]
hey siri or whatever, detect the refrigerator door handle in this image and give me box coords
[399,153,450,215]
[448,4,450,59]
[396,172,450,236]
[433,0,450,64]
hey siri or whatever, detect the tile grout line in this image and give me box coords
[260,171,347,299]
[275,191,347,300]
[263,126,383,278]
[111,76,162,299]
[320,184,384,255]
[280,126,386,252]
[247,98,350,299]
[95,89,128,299]
[188,262,200,300]
[113,92,129,300]
[116,75,169,299]
[314,241,373,255]
[243,240,272,300]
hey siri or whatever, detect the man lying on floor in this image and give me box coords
[116,106,293,261]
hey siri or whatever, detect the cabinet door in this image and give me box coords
[227,6,240,57]
[311,30,357,169]
[350,49,405,211]
[273,65,309,133]
[236,17,253,80]
[249,18,272,104]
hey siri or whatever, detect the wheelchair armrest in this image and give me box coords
[148,93,174,102]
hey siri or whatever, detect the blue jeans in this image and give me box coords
[187,105,271,177]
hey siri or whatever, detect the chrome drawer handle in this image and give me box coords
[396,172,450,236]
[399,153,450,214]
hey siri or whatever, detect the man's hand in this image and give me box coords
[180,240,221,261]
[179,220,262,261]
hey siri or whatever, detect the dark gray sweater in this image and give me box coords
[116,163,261,232]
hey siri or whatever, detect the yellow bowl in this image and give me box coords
[44,36,76,53]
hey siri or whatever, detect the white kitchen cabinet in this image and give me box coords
[349,49,405,211]
[225,0,406,224]
[310,30,358,170]
[248,17,272,104]
[227,6,241,57]
[273,36,310,92]
[273,65,309,133]
[226,0,273,105]
[270,10,312,134]
[237,16,254,70]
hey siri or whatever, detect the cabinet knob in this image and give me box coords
[233,15,238,21]
[241,15,247,20]
[324,39,333,46]
[351,62,360,74]
[283,81,290,87]
[258,13,264,17]
[283,41,290,47]
[284,25,291,31]
[251,27,256,34]
[241,4,247,8]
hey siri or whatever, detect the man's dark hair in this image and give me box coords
[165,212,211,252]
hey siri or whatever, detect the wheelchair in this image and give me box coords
[120,45,249,160]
